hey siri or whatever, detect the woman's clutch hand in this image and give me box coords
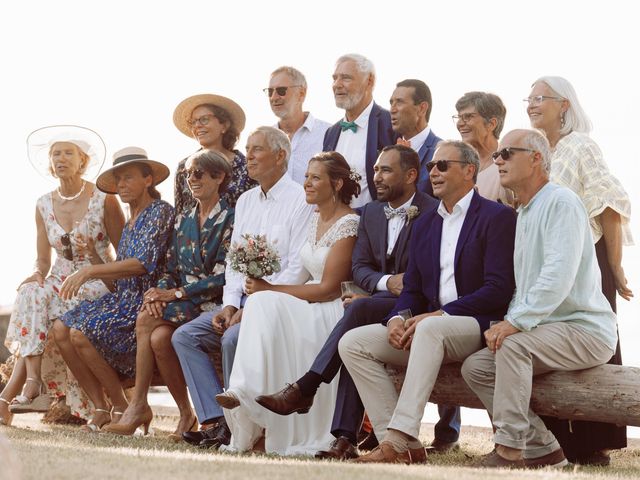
[59,267,90,300]
[18,271,44,289]
[244,277,270,295]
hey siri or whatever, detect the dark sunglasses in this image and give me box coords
[491,147,536,161]
[262,85,301,97]
[61,233,73,261]
[186,168,207,180]
[425,160,469,173]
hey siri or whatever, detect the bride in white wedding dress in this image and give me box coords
[216,152,361,455]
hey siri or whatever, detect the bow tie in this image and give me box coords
[339,120,358,133]
[384,206,408,220]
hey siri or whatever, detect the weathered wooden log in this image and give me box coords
[386,363,640,427]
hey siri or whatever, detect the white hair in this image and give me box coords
[250,126,291,168]
[533,76,593,135]
[522,129,552,173]
[270,66,307,89]
[336,53,376,78]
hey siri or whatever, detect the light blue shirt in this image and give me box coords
[280,112,330,185]
[506,183,617,350]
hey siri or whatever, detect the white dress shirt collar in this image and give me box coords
[344,100,374,129]
[407,125,431,152]
[437,188,474,219]
[260,173,291,201]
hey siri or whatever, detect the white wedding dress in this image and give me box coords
[223,212,359,455]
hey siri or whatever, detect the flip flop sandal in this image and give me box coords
[8,378,52,414]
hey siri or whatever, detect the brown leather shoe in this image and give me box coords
[315,436,359,460]
[357,431,379,451]
[350,441,411,464]
[409,445,427,464]
[424,439,460,455]
[475,450,525,468]
[524,448,568,468]
[255,383,313,415]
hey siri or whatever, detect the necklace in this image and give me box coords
[57,181,86,201]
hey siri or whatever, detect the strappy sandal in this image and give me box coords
[0,397,14,426]
[8,378,52,414]
[81,408,112,433]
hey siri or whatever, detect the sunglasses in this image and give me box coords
[425,160,469,173]
[522,95,564,106]
[491,147,536,161]
[262,85,301,97]
[61,233,73,261]
[187,114,215,128]
[186,168,207,180]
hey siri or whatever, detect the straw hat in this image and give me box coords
[173,93,246,138]
[27,125,106,180]
[96,146,170,194]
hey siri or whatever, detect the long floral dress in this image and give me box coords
[62,200,174,378]
[174,150,256,214]
[5,188,114,418]
[157,199,234,325]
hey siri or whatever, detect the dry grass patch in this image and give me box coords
[1,413,640,480]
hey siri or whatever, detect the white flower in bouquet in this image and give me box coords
[227,234,281,279]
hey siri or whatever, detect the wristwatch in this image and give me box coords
[174,288,184,299]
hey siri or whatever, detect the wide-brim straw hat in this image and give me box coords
[96,146,170,194]
[27,125,107,180]
[173,93,246,138]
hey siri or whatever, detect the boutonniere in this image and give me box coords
[407,206,420,222]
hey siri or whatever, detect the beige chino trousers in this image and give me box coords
[461,322,614,458]
[339,315,481,442]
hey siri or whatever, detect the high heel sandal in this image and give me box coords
[102,407,153,436]
[0,397,14,426]
[168,416,198,442]
[81,408,112,433]
[8,378,51,414]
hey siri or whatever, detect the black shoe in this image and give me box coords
[572,450,611,467]
[199,422,231,450]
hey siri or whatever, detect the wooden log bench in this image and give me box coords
[386,362,640,427]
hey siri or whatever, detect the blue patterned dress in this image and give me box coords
[174,150,257,215]
[157,198,234,325]
[62,200,174,377]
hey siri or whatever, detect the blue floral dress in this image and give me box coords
[62,200,174,378]
[157,198,234,325]
[173,150,256,214]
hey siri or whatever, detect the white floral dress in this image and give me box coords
[5,188,113,418]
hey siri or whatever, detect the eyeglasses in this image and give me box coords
[523,95,565,106]
[425,160,470,172]
[452,112,479,124]
[61,233,73,261]
[187,114,216,128]
[186,168,207,180]
[262,85,301,97]
[491,147,537,162]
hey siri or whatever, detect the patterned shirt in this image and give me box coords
[550,131,632,245]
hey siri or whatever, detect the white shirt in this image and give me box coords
[437,189,474,306]
[335,100,374,208]
[376,194,415,292]
[222,174,314,308]
[406,126,431,152]
[278,113,331,185]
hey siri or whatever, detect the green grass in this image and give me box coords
[2,413,640,480]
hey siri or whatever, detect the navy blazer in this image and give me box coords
[416,129,442,198]
[324,102,397,200]
[352,192,439,293]
[384,190,516,334]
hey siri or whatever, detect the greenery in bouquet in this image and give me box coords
[228,234,281,279]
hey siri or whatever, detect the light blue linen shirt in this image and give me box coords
[506,182,617,350]
[279,113,330,185]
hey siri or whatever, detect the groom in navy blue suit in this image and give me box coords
[322,53,397,207]
[256,145,460,459]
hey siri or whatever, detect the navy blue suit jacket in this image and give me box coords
[416,129,441,198]
[323,102,397,200]
[352,192,439,293]
[384,190,517,334]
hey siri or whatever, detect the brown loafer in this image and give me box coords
[524,448,569,468]
[215,391,240,409]
[255,383,313,415]
[350,441,411,464]
[475,450,525,468]
[315,436,359,460]
[425,439,460,455]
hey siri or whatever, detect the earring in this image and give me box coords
[560,112,566,128]
[332,193,337,204]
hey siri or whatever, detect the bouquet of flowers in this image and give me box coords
[227,234,281,279]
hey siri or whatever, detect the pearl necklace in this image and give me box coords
[57,181,86,201]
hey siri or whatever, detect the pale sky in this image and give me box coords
[1,0,638,373]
